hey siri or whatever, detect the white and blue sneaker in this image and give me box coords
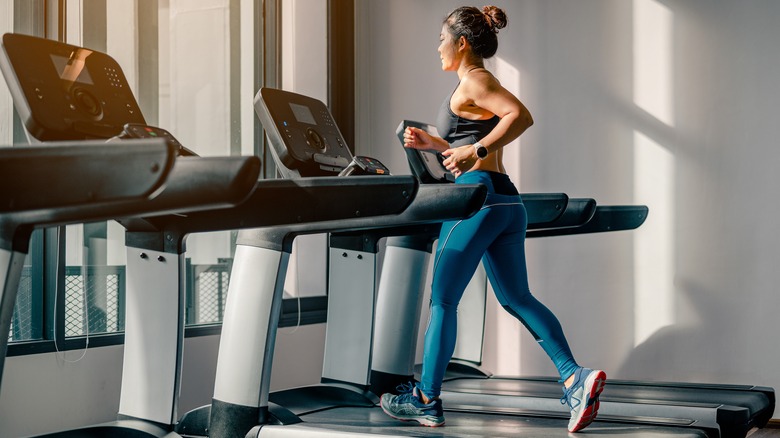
[380,384,445,427]
[561,367,607,432]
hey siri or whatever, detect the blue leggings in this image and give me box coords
[418,171,579,399]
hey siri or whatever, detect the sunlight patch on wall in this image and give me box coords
[489,56,523,375]
[495,57,522,183]
[633,0,676,347]
[633,131,675,346]
[633,0,674,127]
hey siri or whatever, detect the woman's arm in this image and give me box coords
[403,126,450,153]
[464,71,533,155]
[442,71,533,176]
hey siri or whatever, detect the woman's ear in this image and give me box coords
[458,35,468,51]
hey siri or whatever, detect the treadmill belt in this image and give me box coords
[259,406,709,437]
[445,377,771,411]
[439,376,772,437]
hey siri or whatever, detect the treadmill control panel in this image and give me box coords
[0,33,146,140]
[338,156,391,176]
[255,87,356,176]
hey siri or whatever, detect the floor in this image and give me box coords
[749,426,780,437]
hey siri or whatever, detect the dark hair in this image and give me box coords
[444,5,508,59]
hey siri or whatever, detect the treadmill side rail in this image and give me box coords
[526,205,649,238]
[0,139,175,215]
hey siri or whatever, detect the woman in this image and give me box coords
[379,5,605,433]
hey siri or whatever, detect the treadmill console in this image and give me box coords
[338,156,390,177]
[396,120,455,184]
[113,123,198,157]
[255,87,361,178]
[0,33,145,141]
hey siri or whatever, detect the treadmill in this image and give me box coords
[0,34,427,438]
[174,87,489,437]
[0,139,178,393]
[372,121,775,438]
[175,89,720,438]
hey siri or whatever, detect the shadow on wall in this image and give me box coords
[617,277,759,385]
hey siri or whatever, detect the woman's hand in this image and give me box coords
[441,145,477,178]
[403,127,435,151]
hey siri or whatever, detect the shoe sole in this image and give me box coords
[380,396,445,427]
[569,370,607,433]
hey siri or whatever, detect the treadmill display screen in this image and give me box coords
[290,103,316,125]
[50,52,95,85]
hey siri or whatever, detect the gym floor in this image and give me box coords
[749,424,780,437]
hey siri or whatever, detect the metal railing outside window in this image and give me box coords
[8,259,235,343]
[185,259,232,326]
[63,266,125,337]
[9,267,34,341]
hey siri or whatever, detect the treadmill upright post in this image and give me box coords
[209,239,291,436]
[370,235,435,396]
[321,237,379,390]
[0,249,26,388]
[118,249,185,426]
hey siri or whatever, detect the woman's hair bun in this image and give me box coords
[482,5,507,32]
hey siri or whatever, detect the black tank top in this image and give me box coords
[436,82,500,148]
[436,83,517,196]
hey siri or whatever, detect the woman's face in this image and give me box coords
[437,24,460,71]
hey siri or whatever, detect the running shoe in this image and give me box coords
[380,384,445,427]
[560,367,607,432]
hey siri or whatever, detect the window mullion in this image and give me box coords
[43,227,66,345]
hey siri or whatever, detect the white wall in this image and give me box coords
[0,326,325,437]
[357,0,780,419]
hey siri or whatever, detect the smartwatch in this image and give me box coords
[474,142,489,160]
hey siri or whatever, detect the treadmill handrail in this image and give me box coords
[0,138,175,214]
[0,139,177,253]
[234,183,487,252]
[1,155,262,251]
[519,193,569,226]
[527,197,597,230]
[526,205,649,238]
[122,175,420,253]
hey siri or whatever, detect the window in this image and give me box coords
[3,1,46,344]
[4,0,351,353]
[62,0,256,338]
[5,0,269,351]
[280,0,329,305]
[64,0,270,338]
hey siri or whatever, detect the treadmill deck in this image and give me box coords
[255,406,709,437]
[436,375,773,437]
